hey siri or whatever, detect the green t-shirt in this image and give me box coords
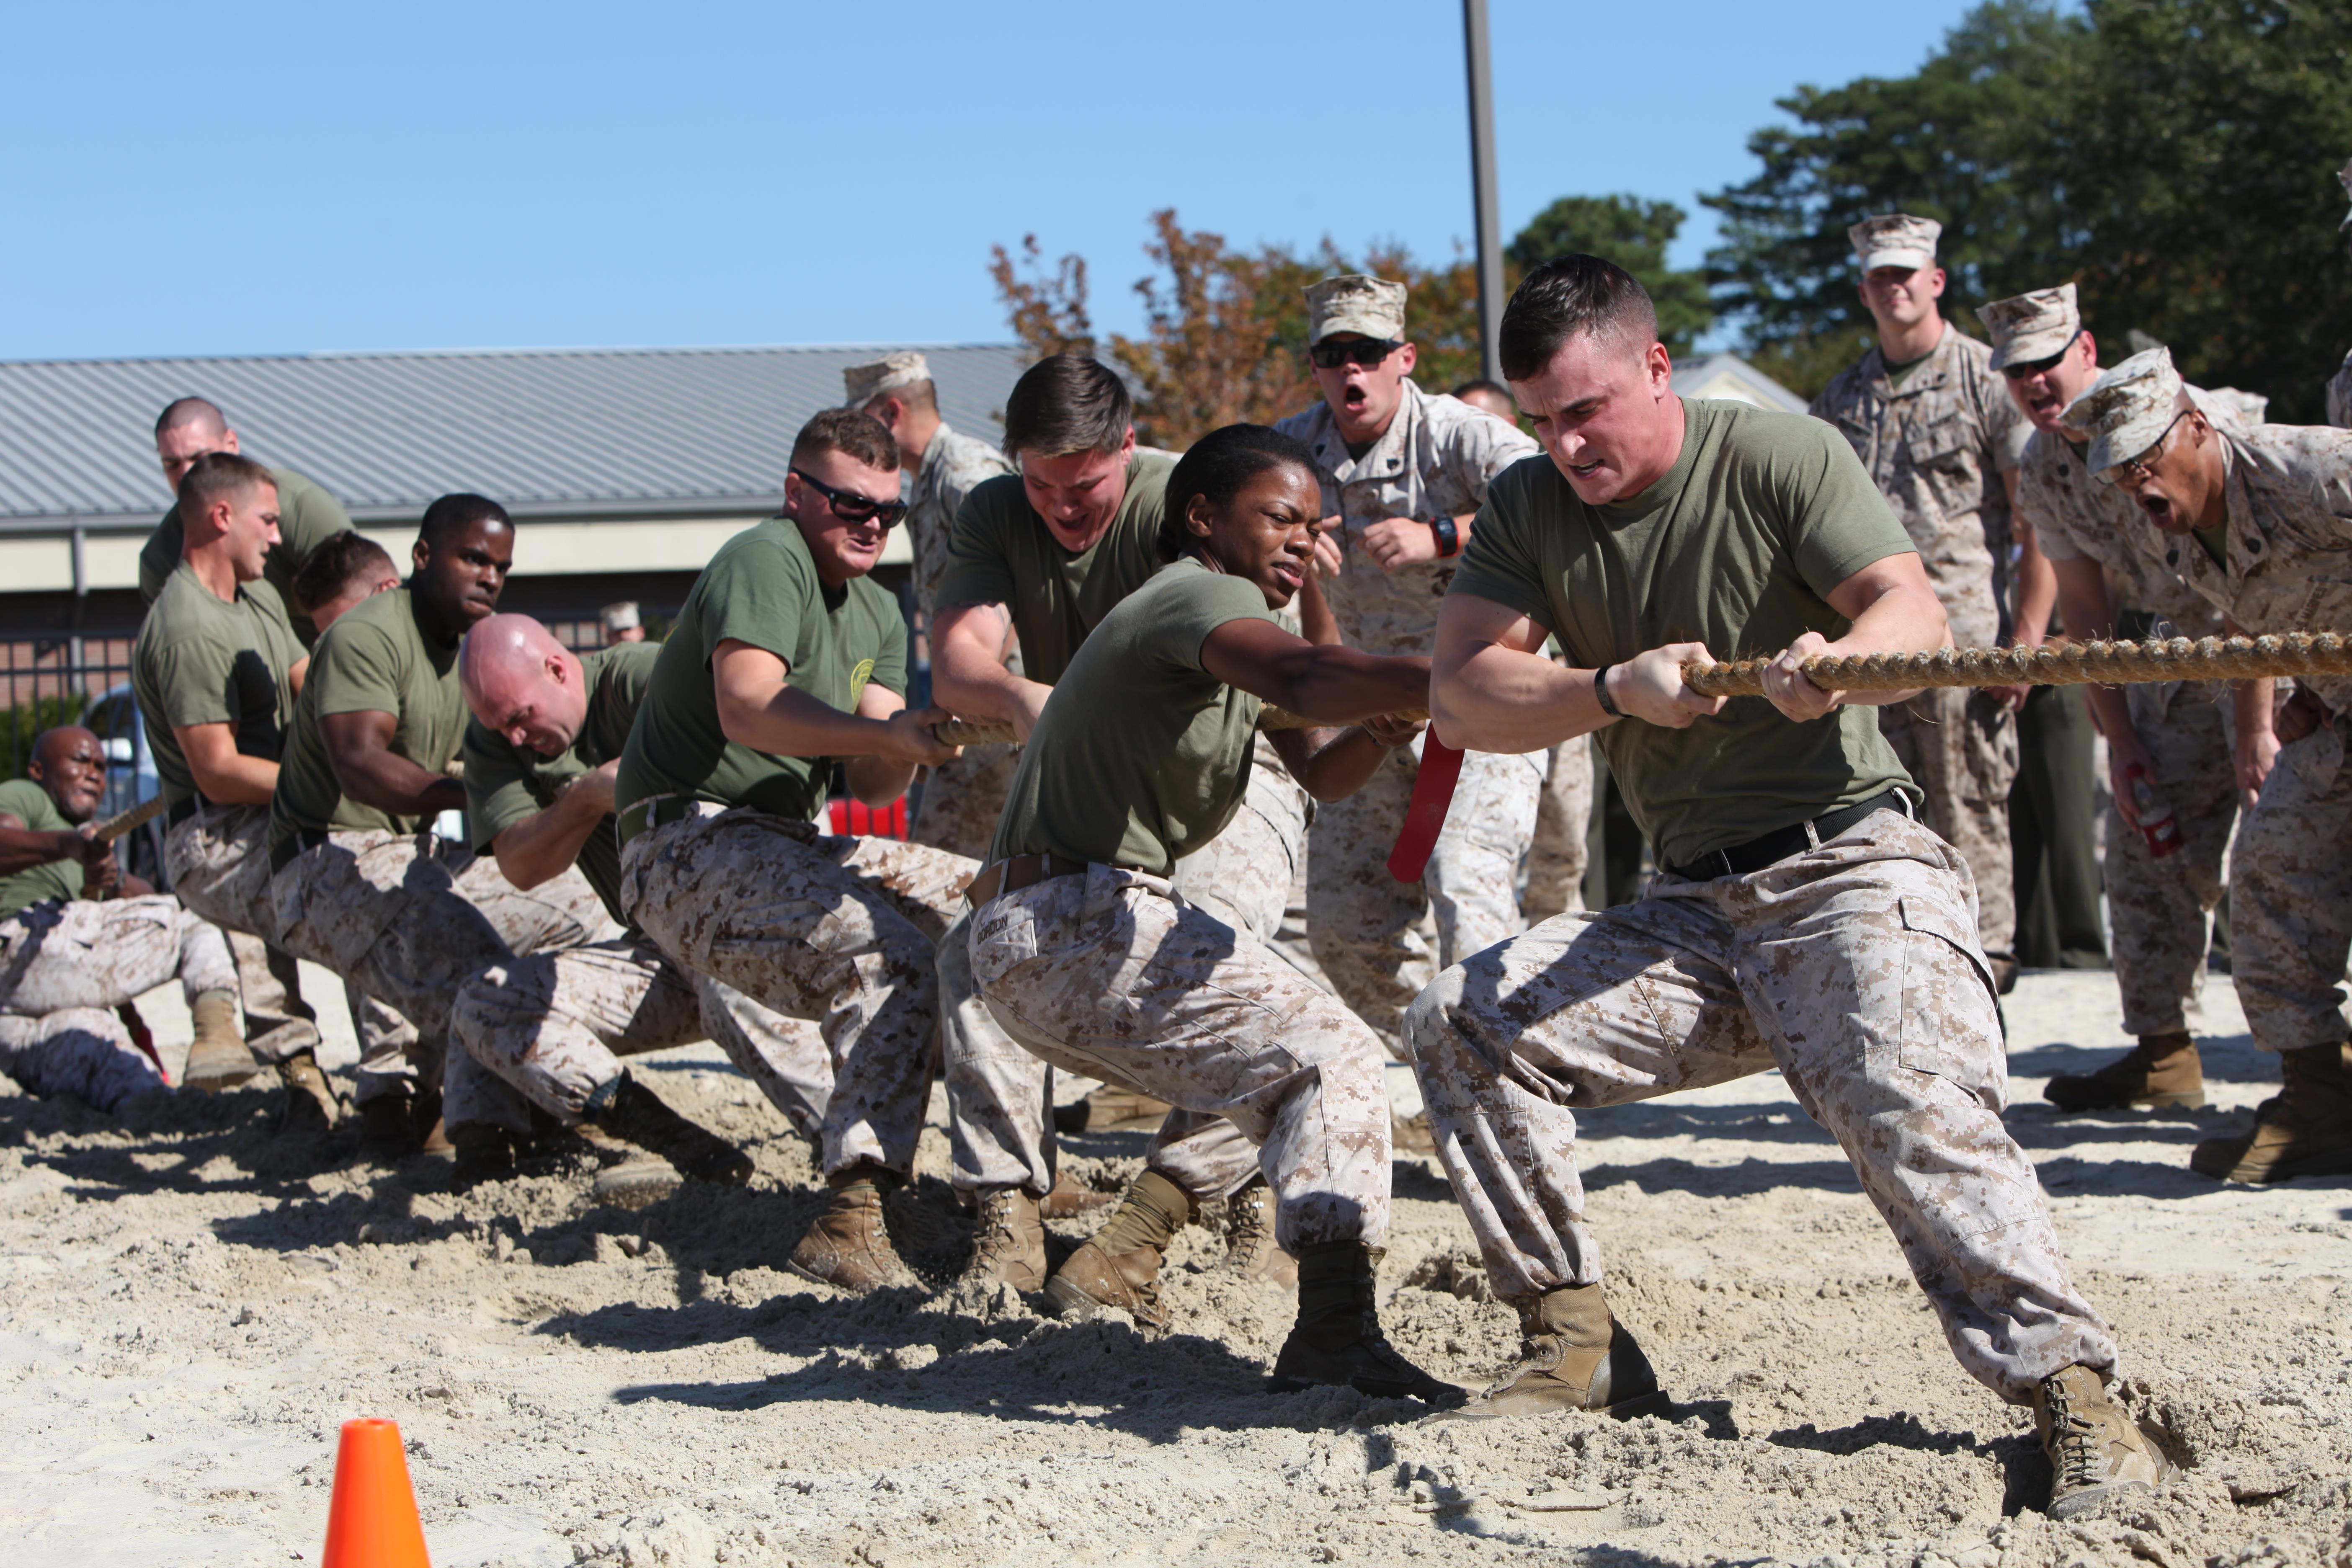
[0,778,81,918]
[1449,398,1916,870]
[616,519,908,822]
[465,642,659,925]
[132,562,306,812]
[2192,522,2229,568]
[988,558,1281,876]
[269,588,467,849]
[139,467,353,646]
[933,455,1175,686]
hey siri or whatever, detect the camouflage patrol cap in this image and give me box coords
[1849,213,1941,273]
[841,351,931,408]
[2060,346,2184,477]
[1305,274,1408,345]
[1976,283,2080,371]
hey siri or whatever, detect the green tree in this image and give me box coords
[1702,0,2352,417]
[1508,195,1714,356]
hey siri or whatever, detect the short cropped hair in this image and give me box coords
[864,379,938,416]
[1001,354,1130,461]
[790,406,899,476]
[1158,424,1319,561]
[175,451,275,527]
[1498,255,1661,383]
[155,396,228,441]
[291,530,398,614]
[418,493,513,552]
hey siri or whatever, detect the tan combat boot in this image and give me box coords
[1462,1282,1669,1420]
[1223,1180,1297,1288]
[2034,1365,2166,1519]
[787,1167,918,1292]
[1043,1170,1190,1331]
[2191,1039,2352,1182]
[275,1050,340,1135]
[449,1123,518,1189]
[586,1071,753,1184]
[961,1187,1047,1291]
[2045,1031,2205,1112]
[1040,1169,1112,1218]
[356,1089,419,1157]
[1083,1086,1172,1130]
[1269,1243,1462,1405]
[182,990,260,1092]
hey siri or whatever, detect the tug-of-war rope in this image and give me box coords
[930,634,2345,748]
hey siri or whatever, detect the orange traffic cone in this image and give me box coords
[320,1418,431,1568]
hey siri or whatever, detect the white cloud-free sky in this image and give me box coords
[2,0,1989,358]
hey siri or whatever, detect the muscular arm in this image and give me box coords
[931,601,1055,741]
[1763,552,1951,720]
[841,683,923,807]
[1430,594,1638,753]
[287,655,309,701]
[2050,555,2157,821]
[320,710,467,819]
[1197,616,1429,738]
[711,641,952,800]
[489,761,616,891]
[0,815,104,879]
[176,723,279,807]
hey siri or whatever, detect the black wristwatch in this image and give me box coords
[1429,516,1460,558]
[1594,664,1622,718]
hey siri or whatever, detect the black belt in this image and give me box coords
[1664,789,1911,883]
[268,829,331,874]
[964,852,1090,908]
[167,797,201,829]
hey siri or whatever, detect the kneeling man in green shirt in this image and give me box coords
[1411,256,2158,1516]
[965,423,1447,1401]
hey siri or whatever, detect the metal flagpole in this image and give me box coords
[1463,0,1506,384]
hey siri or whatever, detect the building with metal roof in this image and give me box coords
[1669,352,1809,415]
[0,343,1026,632]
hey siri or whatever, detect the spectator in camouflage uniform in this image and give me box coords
[843,352,1021,860]
[928,356,1317,1296]
[1978,288,2240,1113]
[263,497,614,1169]
[1811,215,2037,984]
[1416,257,2158,1519]
[2066,348,2352,1184]
[1272,276,1545,1054]
[967,422,1449,1400]
[615,408,1001,1293]
[0,727,242,1112]
[449,614,843,1188]
[132,453,343,1122]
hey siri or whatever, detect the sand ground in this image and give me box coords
[0,964,2344,1567]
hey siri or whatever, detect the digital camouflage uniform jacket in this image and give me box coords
[1811,326,2027,649]
[1273,380,1538,656]
[908,424,1014,622]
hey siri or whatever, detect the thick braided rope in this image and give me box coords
[1684,633,2352,699]
[932,704,1429,748]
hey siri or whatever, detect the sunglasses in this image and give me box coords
[2097,410,2190,487]
[790,467,908,527]
[1309,337,1404,370]
[1999,329,2085,381]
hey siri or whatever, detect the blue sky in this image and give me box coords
[3,1,1988,360]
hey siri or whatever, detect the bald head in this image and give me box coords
[461,614,589,758]
[155,397,238,493]
[27,726,107,824]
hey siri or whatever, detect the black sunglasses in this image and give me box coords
[790,467,908,527]
[1309,337,1404,370]
[1999,329,2085,381]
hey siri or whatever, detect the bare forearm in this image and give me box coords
[1252,646,1429,729]
[2234,678,2276,747]
[490,791,606,891]
[189,754,279,807]
[1296,569,1341,647]
[332,751,464,818]
[0,827,80,878]
[717,684,903,760]
[843,755,917,807]
[1284,727,1397,802]
[2013,549,2057,649]
[1432,645,1610,753]
[934,660,1050,725]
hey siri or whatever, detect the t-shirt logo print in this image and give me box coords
[848,658,876,706]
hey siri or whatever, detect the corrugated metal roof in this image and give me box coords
[0,343,1026,529]
[1671,352,1810,415]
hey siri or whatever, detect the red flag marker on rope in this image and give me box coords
[1386,737,1464,883]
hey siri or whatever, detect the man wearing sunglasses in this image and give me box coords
[2063,347,2352,1184]
[1272,274,1543,1059]
[1813,215,2039,991]
[618,408,1011,1291]
[1981,286,2245,1115]
[841,352,1017,862]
